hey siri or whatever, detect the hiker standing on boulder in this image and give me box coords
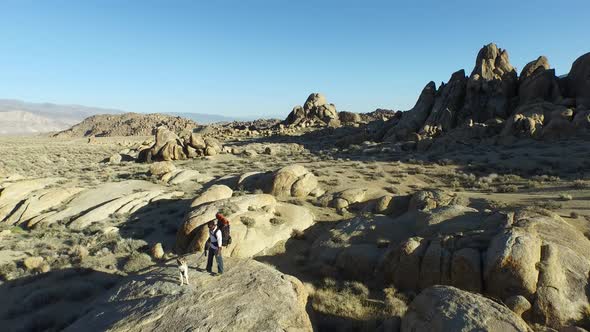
[205,217,224,275]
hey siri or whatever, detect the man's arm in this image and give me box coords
[216,229,223,250]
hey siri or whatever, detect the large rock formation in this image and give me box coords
[384,82,436,141]
[65,259,312,332]
[518,56,561,105]
[402,285,531,332]
[566,52,590,108]
[176,193,314,256]
[284,93,341,128]
[378,207,590,329]
[421,70,468,136]
[53,112,197,138]
[376,44,590,150]
[459,43,518,123]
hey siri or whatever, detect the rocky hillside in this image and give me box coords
[53,113,198,138]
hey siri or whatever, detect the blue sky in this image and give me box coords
[0,0,588,118]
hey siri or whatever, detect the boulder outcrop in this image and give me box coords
[402,285,531,332]
[421,70,468,136]
[176,193,314,256]
[284,93,340,128]
[379,207,590,329]
[374,44,590,151]
[237,165,321,198]
[138,127,223,162]
[65,259,312,332]
[0,179,184,230]
[566,52,590,107]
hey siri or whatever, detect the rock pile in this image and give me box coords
[284,93,341,128]
[237,165,323,198]
[377,43,590,150]
[138,127,223,162]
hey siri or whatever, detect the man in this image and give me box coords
[205,219,224,275]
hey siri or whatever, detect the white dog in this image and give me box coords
[176,257,190,286]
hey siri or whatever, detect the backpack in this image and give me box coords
[217,215,232,247]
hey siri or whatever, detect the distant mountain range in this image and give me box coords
[0,99,123,136]
[0,99,266,136]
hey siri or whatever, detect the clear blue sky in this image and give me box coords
[1,0,588,118]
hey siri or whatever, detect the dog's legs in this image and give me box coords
[185,271,190,285]
[179,271,184,286]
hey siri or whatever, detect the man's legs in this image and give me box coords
[205,248,214,272]
[215,251,224,274]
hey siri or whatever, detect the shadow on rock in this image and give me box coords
[0,268,121,332]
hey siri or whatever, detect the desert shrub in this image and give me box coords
[69,245,89,262]
[311,285,369,320]
[558,193,573,201]
[531,175,560,182]
[343,281,370,297]
[240,216,256,228]
[311,280,396,332]
[331,232,347,244]
[573,180,590,189]
[218,203,239,216]
[534,201,563,210]
[122,252,153,273]
[450,179,461,189]
[495,174,522,184]
[113,238,148,255]
[524,180,542,189]
[0,262,17,281]
[383,287,409,317]
[496,184,519,193]
[269,217,286,226]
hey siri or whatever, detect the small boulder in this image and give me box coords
[402,285,531,332]
[151,243,165,260]
[149,161,176,176]
[505,295,531,317]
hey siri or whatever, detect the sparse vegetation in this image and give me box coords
[240,216,256,228]
[122,252,153,273]
[558,193,573,201]
[269,217,286,226]
[496,184,519,193]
